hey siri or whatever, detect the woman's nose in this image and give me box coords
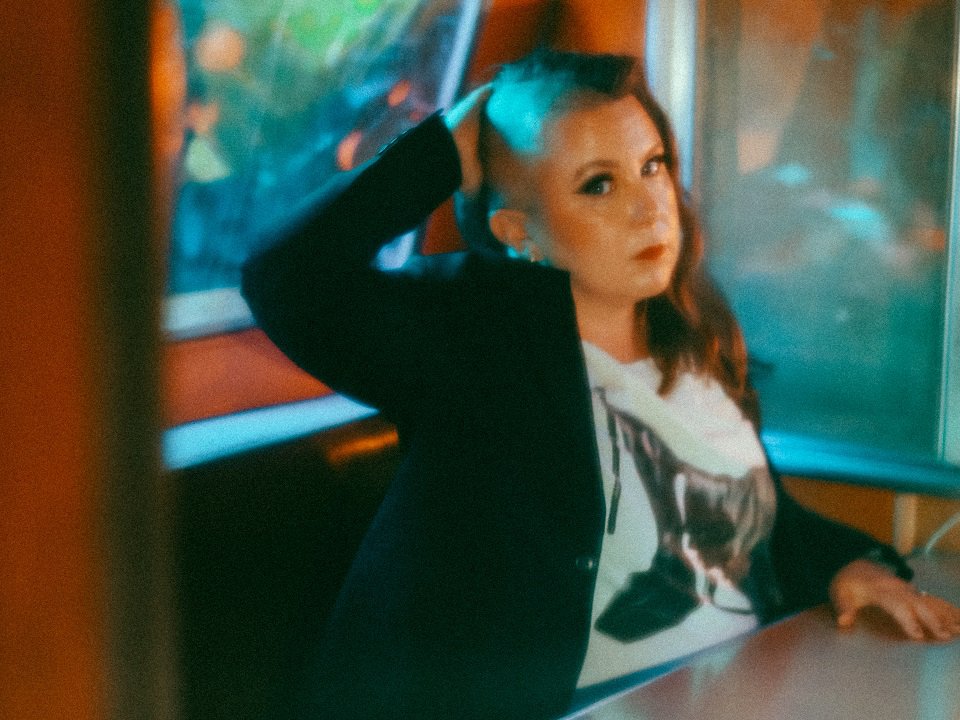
[629,182,658,224]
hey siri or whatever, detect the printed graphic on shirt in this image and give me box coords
[594,396,778,643]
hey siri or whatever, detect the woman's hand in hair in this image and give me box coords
[444,84,493,197]
[829,559,960,641]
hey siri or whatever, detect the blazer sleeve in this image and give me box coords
[241,113,465,417]
[769,474,913,616]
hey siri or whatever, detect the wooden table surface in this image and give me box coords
[566,553,960,720]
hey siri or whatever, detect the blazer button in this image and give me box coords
[574,555,597,573]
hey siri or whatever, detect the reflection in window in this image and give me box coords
[698,0,954,456]
[167,0,482,324]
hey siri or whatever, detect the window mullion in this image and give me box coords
[939,2,960,466]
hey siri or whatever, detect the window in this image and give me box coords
[165,0,483,338]
[648,0,960,486]
[160,0,484,466]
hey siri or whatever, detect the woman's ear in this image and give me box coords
[488,208,530,255]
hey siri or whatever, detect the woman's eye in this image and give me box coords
[642,155,667,177]
[579,174,614,195]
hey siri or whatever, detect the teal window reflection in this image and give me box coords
[696,0,955,459]
[166,0,482,334]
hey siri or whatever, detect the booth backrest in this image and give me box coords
[171,416,399,720]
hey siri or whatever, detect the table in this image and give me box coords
[566,553,960,720]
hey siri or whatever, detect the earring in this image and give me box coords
[521,241,542,263]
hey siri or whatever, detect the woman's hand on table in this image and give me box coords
[829,559,960,641]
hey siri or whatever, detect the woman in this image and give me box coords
[242,50,960,720]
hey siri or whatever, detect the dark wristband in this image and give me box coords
[862,546,913,581]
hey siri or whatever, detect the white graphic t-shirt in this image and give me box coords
[577,342,778,688]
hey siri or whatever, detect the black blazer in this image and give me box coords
[241,113,909,720]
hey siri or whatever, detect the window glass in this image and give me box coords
[698,0,954,456]
[167,0,481,322]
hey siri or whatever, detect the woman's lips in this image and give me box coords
[635,244,667,262]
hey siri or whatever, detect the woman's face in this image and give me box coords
[517,95,682,314]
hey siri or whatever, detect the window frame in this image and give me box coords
[161,0,486,461]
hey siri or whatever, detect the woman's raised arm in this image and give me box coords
[240,111,472,417]
[443,84,493,197]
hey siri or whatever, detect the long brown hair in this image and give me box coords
[456,49,759,425]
